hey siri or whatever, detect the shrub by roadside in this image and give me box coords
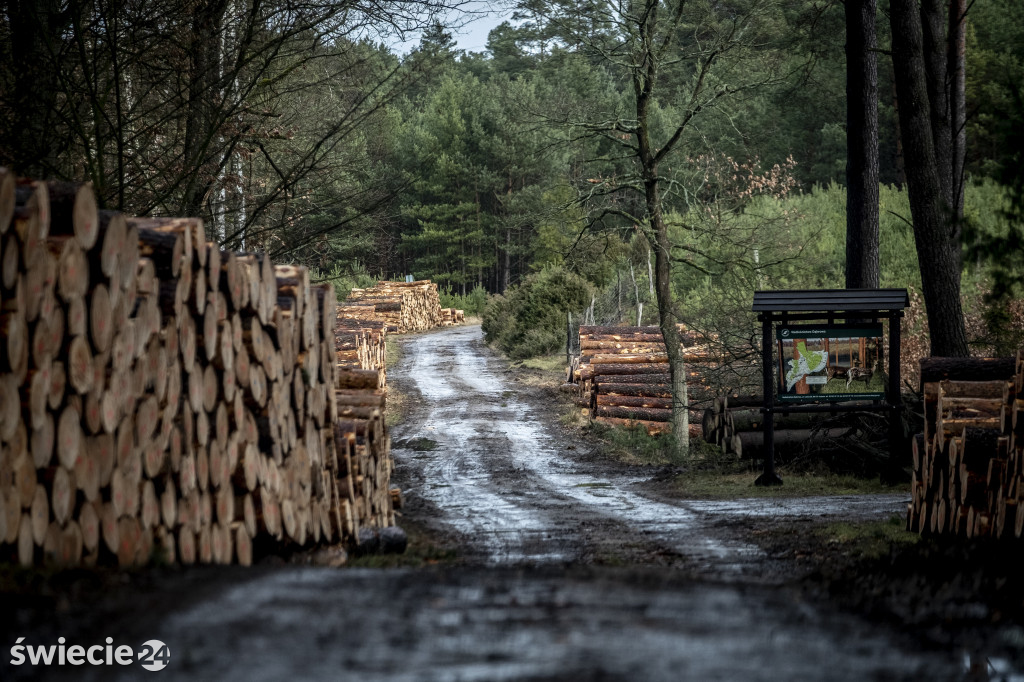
[482,266,592,359]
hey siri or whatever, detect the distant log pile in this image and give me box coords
[0,169,395,569]
[568,325,717,437]
[344,280,456,333]
[907,355,1024,539]
[441,308,465,326]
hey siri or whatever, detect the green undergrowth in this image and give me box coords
[815,515,920,561]
[587,421,721,466]
[439,283,488,316]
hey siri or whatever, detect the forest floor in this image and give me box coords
[1,324,1022,680]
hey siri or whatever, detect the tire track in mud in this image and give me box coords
[390,325,907,578]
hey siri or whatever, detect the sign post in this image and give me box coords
[752,289,909,486]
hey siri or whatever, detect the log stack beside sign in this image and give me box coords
[0,169,396,568]
[908,354,1024,539]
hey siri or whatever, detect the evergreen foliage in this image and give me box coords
[482,266,592,358]
[1,1,1021,358]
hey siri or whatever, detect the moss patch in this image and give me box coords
[520,354,568,373]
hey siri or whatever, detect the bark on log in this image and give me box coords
[595,383,671,398]
[586,363,673,377]
[594,373,672,385]
[595,395,673,410]
[919,357,1016,388]
[733,427,850,459]
[0,167,14,234]
[595,405,672,422]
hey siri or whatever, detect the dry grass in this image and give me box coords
[509,353,568,388]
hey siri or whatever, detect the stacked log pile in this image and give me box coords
[569,325,717,436]
[331,367,395,540]
[907,355,1024,539]
[0,170,395,569]
[440,308,465,326]
[334,316,389,389]
[344,280,445,333]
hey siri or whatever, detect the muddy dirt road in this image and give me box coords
[3,325,975,681]
[393,326,905,578]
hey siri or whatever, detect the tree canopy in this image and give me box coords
[1,0,1021,360]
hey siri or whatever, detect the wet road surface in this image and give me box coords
[12,325,971,681]
[393,327,907,578]
[82,566,954,682]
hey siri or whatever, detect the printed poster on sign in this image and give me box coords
[776,324,886,402]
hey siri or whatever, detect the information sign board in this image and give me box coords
[776,324,885,402]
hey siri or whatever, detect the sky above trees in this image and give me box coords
[389,1,518,53]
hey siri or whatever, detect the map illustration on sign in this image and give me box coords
[776,324,886,402]
[783,340,829,391]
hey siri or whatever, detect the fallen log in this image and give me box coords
[594,373,671,385]
[585,363,673,377]
[724,408,839,432]
[587,354,670,365]
[336,368,380,390]
[733,427,850,459]
[580,340,670,352]
[938,380,1011,400]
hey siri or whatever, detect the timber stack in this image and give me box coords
[334,316,389,389]
[344,280,446,333]
[0,169,395,569]
[907,354,1024,539]
[440,308,465,326]
[568,325,717,437]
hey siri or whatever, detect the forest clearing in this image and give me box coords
[2,0,1024,678]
